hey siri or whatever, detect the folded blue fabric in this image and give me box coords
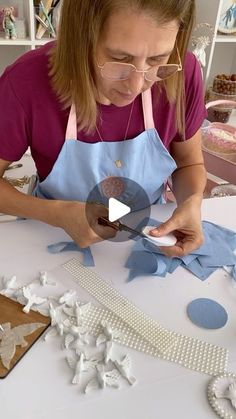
[47,241,95,267]
[125,220,236,281]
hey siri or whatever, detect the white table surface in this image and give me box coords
[0,196,236,419]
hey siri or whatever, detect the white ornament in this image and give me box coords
[215,382,236,408]
[38,271,56,286]
[85,365,120,393]
[113,354,136,385]
[192,36,210,68]
[104,340,114,364]
[96,333,107,346]
[100,321,124,342]
[208,373,236,419]
[0,275,18,297]
[63,301,91,325]
[58,290,76,306]
[44,327,58,341]
[66,351,86,384]
[49,303,62,326]
[22,286,47,313]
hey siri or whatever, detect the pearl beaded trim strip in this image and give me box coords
[63,259,176,354]
[63,258,228,376]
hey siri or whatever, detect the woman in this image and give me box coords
[0,0,207,256]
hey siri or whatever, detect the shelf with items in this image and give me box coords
[195,0,236,89]
[215,34,236,42]
[0,0,60,74]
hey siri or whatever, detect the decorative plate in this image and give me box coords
[208,373,236,418]
[218,1,236,34]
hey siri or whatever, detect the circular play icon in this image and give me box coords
[85,176,151,242]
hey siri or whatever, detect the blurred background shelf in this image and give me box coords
[0,0,60,74]
[195,0,236,88]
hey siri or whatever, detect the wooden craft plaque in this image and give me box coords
[0,294,50,378]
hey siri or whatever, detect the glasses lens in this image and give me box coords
[156,65,179,80]
[101,63,132,80]
[146,65,179,81]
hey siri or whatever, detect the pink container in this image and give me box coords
[202,100,236,156]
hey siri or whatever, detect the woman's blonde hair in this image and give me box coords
[50,0,196,138]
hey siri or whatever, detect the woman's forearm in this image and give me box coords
[0,178,62,226]
[171,163,207,205]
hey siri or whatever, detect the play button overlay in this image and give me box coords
[85,176,151,242]
[108,198,131,222]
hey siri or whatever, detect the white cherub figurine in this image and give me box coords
[2,7,17,40]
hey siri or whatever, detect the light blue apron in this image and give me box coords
[33,89,177,207]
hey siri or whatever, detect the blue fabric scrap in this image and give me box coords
[125,219,236,282]
[187,298,228,329]
[47,241,95,267]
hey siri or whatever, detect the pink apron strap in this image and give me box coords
[65,103,77,140]
[66,90,157,139]
[141,89,155,130]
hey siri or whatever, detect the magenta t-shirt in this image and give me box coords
[0,42,206,180]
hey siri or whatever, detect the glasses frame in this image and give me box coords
[97,48,182,82]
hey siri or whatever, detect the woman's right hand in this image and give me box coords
[55,201,116,248]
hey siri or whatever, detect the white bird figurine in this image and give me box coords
[104,340,114,364]
[59,290,76,306]
[63,301,91,326]
[101,321,123,342]
[85,365,120,393]
[215,382,236,408]
[113,354,136,385]
[63,324,89,349]
[38,271,56,286]
[22,286,47,313]
[49,303,62,326]
[0,275,18,296]
[66,351,86,384]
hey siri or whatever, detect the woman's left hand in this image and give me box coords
[149,194,204,257]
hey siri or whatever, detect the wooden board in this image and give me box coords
[0,294,50,378]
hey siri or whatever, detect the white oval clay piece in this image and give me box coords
[142,226,177,247]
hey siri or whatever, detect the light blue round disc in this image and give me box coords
[187,298,228,329]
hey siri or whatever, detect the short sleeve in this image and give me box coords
[173,52,207,141]
[0,70,29,161]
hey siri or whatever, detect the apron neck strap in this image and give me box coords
[141,89,155,130]
[65,88,155,140]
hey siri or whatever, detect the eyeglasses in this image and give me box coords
[97,48,182,82]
